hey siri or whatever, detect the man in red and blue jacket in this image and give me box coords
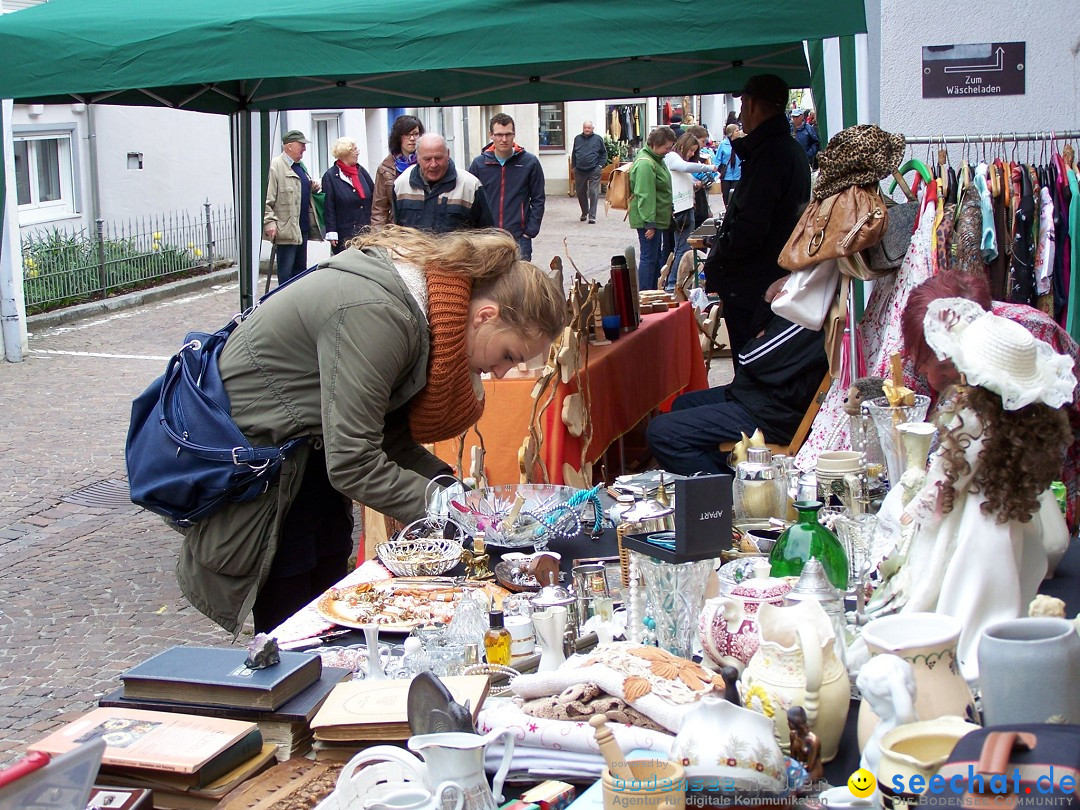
[469,114,546,260]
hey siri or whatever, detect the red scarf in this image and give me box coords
[336,159,366,199]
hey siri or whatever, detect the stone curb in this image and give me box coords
[26,265,240,330]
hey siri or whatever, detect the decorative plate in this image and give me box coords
[315,577,510,632]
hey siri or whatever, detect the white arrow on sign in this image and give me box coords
[943,47,1004,73]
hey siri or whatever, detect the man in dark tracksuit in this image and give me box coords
[702,74,811,361]
[646,310,827,475]
[469,113,546,260]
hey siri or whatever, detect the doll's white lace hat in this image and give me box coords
[923,297,1077,411]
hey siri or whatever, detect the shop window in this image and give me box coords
[538,103,565,152]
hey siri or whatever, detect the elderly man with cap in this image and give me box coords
[701,74,811,361]
[264,129,322,285]
[790,108,821,167]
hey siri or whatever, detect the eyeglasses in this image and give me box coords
[403,132,420,140]
[491,132,516,139]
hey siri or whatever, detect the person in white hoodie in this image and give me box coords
[661,133,717,291]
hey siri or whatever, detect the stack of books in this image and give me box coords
[310,676,490,762]
[100,646,349,761]
[28,708,274,810]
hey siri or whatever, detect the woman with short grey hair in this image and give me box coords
[322,137,375,254]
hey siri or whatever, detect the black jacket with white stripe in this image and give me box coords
[726,314,828,444]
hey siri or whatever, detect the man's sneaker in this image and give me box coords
[580,214,587,222]
[588,219,596,224]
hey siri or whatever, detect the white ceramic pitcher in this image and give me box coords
[345,730,514,810]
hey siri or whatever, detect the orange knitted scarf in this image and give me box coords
[408,269,485,442]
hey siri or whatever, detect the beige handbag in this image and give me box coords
[779,184,888,272]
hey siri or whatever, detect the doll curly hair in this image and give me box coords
[937,385,1071,524]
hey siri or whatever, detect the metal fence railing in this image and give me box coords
[21,202,238,312]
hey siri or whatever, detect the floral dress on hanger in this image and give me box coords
[795,184,938,470]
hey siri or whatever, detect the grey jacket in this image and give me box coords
[176,247,450,634]
[263,153,319,245]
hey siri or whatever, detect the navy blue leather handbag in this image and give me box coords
[125,269,314,526]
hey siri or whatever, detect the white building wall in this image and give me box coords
[94,106,232,222]
[873,0,1080,138]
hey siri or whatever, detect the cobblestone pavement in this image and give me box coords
[0,194,729,764]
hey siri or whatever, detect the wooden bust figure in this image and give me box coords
[787,705,823,782]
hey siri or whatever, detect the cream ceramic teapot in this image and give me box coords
[741,600,850,762]
[699,562,791,671]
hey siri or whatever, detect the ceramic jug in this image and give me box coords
[346,729,515,810]
[741,600,850,762]
[876,717,980,810]
[978,617,1080,725]
[698,564,791,672]
[857,613,976,750]
[669,695,788,792]
[532,606,569,672]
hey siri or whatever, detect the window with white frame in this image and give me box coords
[310,114,342,180]
[14,133,76,219]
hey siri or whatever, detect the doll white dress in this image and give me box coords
[868,406,1067,684]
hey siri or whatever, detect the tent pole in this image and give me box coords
[0,99,27,363]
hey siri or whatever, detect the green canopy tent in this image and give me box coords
[0,0,867,322]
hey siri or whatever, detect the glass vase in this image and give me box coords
[633,551,714,659]
[768,500,849,590]
[863,395,931,488]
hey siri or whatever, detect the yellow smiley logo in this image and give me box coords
[847,768,877,798]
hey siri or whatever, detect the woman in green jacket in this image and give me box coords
[629,126,677,291]
[176,227,566,634]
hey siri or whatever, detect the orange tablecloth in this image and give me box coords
[433,302,708,485]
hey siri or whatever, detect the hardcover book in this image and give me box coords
[311,675,489,742]
[99,666,349,761]
[28,708,260,784]
[121,646,321,711]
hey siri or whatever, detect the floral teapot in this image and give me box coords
[669,695,789,793]
[699,562,792,671]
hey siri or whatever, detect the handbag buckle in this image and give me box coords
[808,229,825,255]
[232,447,272,472]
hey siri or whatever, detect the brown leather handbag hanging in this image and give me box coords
[779,184,889,272]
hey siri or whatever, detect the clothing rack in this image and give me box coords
[904,130,1080,145]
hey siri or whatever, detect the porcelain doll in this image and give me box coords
[866,298,1074,683]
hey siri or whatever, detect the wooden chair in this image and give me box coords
[717,372,833,458]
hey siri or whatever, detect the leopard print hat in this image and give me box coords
[813,125,905,200]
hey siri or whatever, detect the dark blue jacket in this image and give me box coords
[468,144,546,240]
[794,122,821,165]
[321,163,375,243]
[391,161,494,233]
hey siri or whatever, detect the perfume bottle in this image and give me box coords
[483,610,512,666]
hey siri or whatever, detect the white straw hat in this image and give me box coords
[923,298,1077,411]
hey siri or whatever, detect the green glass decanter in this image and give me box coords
[768,500,849,590]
